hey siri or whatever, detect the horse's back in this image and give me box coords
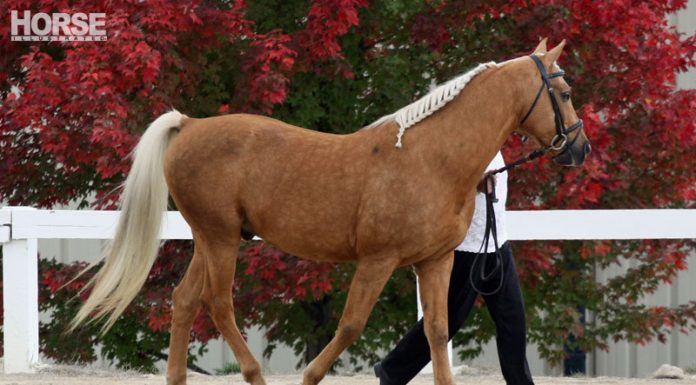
[168,113,346,171]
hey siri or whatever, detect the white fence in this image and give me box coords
[2,206,696,374]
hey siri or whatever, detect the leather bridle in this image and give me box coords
[469,54,587,296]
[520,54,584,156]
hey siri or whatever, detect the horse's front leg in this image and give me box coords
[302,257,398,385]
[415,251,455,385]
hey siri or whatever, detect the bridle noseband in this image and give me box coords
[520,54,584,155]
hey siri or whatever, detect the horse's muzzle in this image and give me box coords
[553,137,591,166]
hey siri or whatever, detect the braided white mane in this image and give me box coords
[367,61,497,148]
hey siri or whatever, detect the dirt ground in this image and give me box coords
[1,366,696,385]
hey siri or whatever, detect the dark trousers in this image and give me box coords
[378,242,534,385]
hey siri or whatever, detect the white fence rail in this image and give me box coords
[2,206,696,373]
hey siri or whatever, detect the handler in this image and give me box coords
[374,151,535,385]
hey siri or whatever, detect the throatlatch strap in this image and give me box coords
[520,83,545,125]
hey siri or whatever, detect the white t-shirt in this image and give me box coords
[456,151,507,253]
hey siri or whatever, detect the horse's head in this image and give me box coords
[515,39,591,166]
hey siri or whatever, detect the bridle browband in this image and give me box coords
[520,54,584,155]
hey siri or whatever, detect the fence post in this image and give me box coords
[1,207,40,373]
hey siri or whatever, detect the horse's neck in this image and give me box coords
[409,67,521,191]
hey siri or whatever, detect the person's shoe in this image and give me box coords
[374,363,398,385]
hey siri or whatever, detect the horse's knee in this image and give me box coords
[337,320,366,344]
[424,320,449,348]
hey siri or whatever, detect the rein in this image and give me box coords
[469,54,582,296]
[468,150,543,296]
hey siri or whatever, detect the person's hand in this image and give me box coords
[476,171,496,194]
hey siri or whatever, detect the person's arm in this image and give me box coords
[476,171,496,194]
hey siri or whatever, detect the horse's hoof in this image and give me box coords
[244,372,266,385]
[301,371,323,385]
[165,375,186,385]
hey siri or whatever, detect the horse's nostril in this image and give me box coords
[584,143,592,155]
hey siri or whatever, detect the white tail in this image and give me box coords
[72,110,184,332]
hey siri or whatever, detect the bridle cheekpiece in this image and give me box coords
[520,54,584,157]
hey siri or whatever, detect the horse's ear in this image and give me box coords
[533,38,548,54]
[542,39,566,68]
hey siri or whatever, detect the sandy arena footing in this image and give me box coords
[1,367,696,385]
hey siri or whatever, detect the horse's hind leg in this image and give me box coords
[302,258,398,385]
[198,234,265,385]
[167,243,205,385]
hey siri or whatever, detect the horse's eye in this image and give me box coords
[561,92,571,102]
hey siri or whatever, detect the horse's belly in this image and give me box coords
[246,196,472,264]
[253,222,355,262]
[243,192,359,262]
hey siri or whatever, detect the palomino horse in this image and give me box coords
[73,39,589,385]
